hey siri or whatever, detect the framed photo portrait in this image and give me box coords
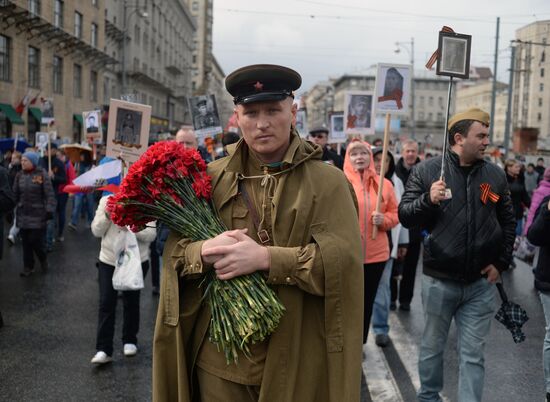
[41,98,54,125]
[329,112,346,143]
[295,109,308,138]
[188,94,222,139]
[436,32,471,79]
[106,99,151,163]
[82,110,102,142]
[344,91,375,136]
[374,63,411,114]
[35,131,49,150]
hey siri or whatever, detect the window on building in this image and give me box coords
[28,46,40,88]
[53,56,63,94]
[438,96,444,108]
[73,64,82,97]
[92,0,98,7]
[428,96,434,107]
[135,25,141,45]
[143,32,149,51]
[418,111,425,120]
[540,98,543,107]
[419,96,425,107]
[428,112,433,121]
[538,113,542,122]
[103,76,110,103]
[142,62,147,73]
[192,1,198,11]
[541,68,545,78]
[74,12,83,38]
[437,112,443,121]
[90,70,97,101]
[54,0,64,28]
[542,51,546,63]
[0,35,10,82]
[91,23,98,47]
[28,0,40,15]
[541,83,544,92]
[133,57,139,71]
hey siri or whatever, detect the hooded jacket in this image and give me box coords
[13,166,56,229]
[399,150,516,283]
[527,195,550,292]
[344,140,398,264]
[524,178,550,235]
[153,131,364,402]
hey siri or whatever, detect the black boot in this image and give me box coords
[20,267,34,277]
[546,392,550,402]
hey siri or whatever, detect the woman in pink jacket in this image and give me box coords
[344,140,398,343]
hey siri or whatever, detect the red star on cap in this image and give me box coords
[253,81,264,91]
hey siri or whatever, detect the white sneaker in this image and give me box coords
[91,351,112,364]
[123,343,138,357]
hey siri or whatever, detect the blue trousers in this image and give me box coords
[71,193,95,226]
[418,275,496,402]
[372,258,394,336]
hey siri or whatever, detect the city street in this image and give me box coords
[0,223,546,401]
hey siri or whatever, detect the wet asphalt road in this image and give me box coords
[0,219,547,402]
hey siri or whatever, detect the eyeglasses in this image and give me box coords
[310,133,327,138]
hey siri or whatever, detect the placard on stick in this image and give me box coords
[106,99,151,163]
[83,110,102,143]
[344,91,375,136]
[374,63,412,114]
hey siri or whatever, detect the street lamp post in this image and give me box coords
[121,0,148,97]
[395,37,415,140]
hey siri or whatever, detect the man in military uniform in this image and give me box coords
[309,126,343,169]
[193,98,220,130]
[153,65,364,401]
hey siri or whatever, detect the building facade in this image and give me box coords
[0,0,114,143]
[304,80,334,131]
[104,0,196,138]
[456,80,508,144]
[513,20,550,150]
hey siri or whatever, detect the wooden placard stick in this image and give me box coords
[372,113,391,240]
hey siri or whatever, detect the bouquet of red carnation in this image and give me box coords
[107,141,285,364]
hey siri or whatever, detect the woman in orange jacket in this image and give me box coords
[344,140,398,343]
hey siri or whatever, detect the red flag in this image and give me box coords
[14,91,31,115]
[29,92,40,105]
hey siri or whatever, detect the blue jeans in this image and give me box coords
[539,291,550,393]
[418,275,496,402]
[70,193,95,226]
[372,258,394,336]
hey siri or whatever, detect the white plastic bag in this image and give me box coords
[112,230,144,291]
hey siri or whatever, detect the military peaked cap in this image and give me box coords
[225,64,302,105]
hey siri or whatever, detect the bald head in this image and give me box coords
[175,127,198,149]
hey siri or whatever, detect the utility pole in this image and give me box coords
[489,17,500,140]
[504,45,515,158]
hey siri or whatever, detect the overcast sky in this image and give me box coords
[212,0,550,95]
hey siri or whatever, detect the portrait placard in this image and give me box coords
[374,63,412,115]
[188,94,222,139]
[83,110,102,142]
[35,131,49,150]
[41,98,54,125]
[106,99,151,163]
[436,32,472,79]
[344,91,375,136]
[295,109,308,138]
[329,112,346,143]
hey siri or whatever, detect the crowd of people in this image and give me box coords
[1,63,550,402]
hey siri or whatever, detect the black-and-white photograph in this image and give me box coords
[436,32,471,79]
[35,131,49,149]
[106,99,151,163]
[188,95,222,138]
[83,110,102,142]
[330,113,346,143]
[41,98,54,125]
[295,109,308,137]
[344,91,374,135]
[374,63,411,114]
[115,108,142,147]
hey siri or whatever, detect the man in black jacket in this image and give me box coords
[398,108,516,402]
[392,138,421,311]
[0,165,16,327]
[308,127,343,169]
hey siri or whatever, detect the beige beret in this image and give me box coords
[448,108,490,130]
